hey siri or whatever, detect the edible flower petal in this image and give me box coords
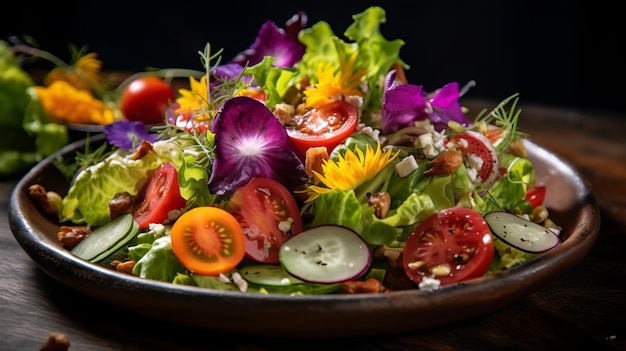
[208,96,308,195]
[381,70,470,133]
[306,143,398,203]
[230,13,307,68]
[34,80,116,125]
[103,120,157,152]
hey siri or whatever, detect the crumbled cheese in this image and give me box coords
[415,133,434,149]
[423,144,439,159]
[466,167,478,183]
[359,126,380,141]
[395,155,419,177]
[278,217,294,233]
[231,272,248,293]
[418,276,441,291]
[467,153,484,170]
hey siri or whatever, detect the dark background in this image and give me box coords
[4,0,624,116]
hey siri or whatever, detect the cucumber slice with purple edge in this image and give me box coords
[485,211,561,253]
[71,213,139,262]
[278,225,372,284]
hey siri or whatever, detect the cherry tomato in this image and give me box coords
[402,207,495,286]
[132,162,187,229]
[452,131,500,186]
[286,100,358,156]
[228,177,303,264]
[120,77,177,125]
[170,206,246,275]
[525,185,547,209]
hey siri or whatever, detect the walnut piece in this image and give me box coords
[57,226,92,249]
[423,150,463,177]
[109,192,136,219]
[28,184,61,217]
[39,332,69,351]
[341,278,387,294]
[368,192,391,219]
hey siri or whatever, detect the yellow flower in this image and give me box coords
[303,51,366,108]
[35,81,116,125]
[45,52,104,92]
[175,75,212,121]
[306,143,398,203]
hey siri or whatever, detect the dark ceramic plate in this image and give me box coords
[9,136,600,338]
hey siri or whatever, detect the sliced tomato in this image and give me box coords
[170,206,245,275]
[286,100,358,156]
[452,130,500,187]
[525,185,547,209]
[402,207,495,286]
[228,177,303,264]
[132,162,187,229]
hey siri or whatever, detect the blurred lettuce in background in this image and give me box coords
[0,40,68,178]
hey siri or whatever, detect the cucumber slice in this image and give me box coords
[71,213,140,262]
[485,211,560,253]
[239,264,305,287]
[279,225,372,284]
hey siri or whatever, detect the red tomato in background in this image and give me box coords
[402,207,494,286]
[228,177,303,264]
[133,162,187,229]
[120,77,177,125]
[525,185,547,209]
[286,100,358,156]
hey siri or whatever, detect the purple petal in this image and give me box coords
[381,84,426,134]
[230,15,306,68]
[208,96,308,196]
[103,120,157,151]
[429,82,471,130]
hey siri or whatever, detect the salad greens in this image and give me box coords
[41,6,562,295]
[0,40,68,177]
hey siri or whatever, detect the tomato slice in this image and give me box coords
[170,206,246,275]
[452,130,500,187]
[286,100,358,156]
[132,162,187,229]
[402,207,495,286]
[525,185,547,209]
[228,177,303,264]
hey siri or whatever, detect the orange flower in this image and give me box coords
[303,51,366,108]
[44,52,104,92]
[35,81,116,125]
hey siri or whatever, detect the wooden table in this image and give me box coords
[2,101,625,350]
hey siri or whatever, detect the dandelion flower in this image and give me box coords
[306,143,398,202]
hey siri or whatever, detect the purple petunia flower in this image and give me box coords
[103,120,158,152]
[229,12,307,68]
[381,70,471,133]
[207,96,308,196]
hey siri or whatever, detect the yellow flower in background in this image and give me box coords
[44,52,104,93]
[305,143,398,203]
[175,75,211,120]
[35,81,116,125]
[304,51,366,109]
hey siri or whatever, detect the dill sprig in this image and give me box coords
[52,135,113,181]
[474,93,527,152]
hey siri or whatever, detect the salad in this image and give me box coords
[29,6,563,295]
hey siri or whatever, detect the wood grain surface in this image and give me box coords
[1,100,625,351]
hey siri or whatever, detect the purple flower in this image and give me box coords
[229,12,307,68]
[381,70,471,133]
[208,96,308,196]
[103,120,157,152]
